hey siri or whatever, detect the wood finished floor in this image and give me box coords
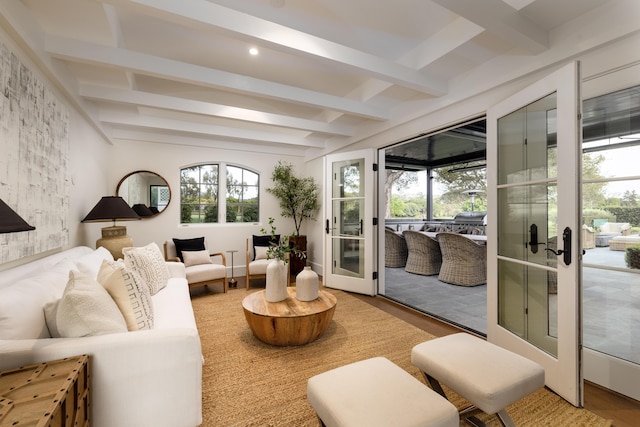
[350,292,640,427]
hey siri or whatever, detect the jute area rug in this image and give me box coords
[192,287,612,427]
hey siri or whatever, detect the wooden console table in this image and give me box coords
[242,288,337,346]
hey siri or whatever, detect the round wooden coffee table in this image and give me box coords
[242,288,337,346]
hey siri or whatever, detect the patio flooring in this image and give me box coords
[382,246,640,365]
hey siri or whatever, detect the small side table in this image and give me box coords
[226,250,238,288]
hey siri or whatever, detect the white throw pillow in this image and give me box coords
[98,260,154,331]
[56,270,127,337]
[254,246,269,260]
[74,247,114,279]
[123,242,170,295]
[43,299,61,338]
[182,250,213,267]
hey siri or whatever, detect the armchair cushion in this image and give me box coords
[182,250,213,267]
[252,234,279,260]
[254,246,269,260]
[173,237,206,262]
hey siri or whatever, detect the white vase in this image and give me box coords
[296,266,319,301]
[265,259,288,302]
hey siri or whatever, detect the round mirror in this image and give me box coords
[116,170,171,218]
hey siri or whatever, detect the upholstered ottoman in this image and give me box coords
[307,357,459,427]
[412,333,545,427]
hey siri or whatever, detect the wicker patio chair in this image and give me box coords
[385,228,408,268]
[402,230,442,275]
[437,232,486,286]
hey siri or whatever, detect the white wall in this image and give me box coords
[99,139,305,275]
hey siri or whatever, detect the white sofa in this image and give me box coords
[0,246,202,427]
[598,222,631,235]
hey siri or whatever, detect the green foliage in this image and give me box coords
[602,206,640,226]
[204,205,217,222]
[181,204,193,223]
[259,217,304,264]
[266,161,320,236]
[624,245,640,269]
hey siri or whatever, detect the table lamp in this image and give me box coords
[82,196,140,259]
[0,198,35,233]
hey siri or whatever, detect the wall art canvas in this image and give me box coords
[0,42,69,264]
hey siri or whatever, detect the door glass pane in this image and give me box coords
[332,238,364,277]
[498,93,557,185]
[497,92,559,357]
[332,158,365,279]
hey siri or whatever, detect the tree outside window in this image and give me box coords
[227,166,259,223]
[180,164,219,223]
[180,164,260,224]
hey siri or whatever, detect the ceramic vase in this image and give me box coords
[296,266,319,301]
[265,259,288,302]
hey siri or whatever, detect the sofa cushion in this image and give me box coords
[123,242,170,295]
[98,260,154,331]
[56,270,127,337]
[182,249,213,267]
[254,246,269,260]
[173,237,206,262]
[0,259,76,340]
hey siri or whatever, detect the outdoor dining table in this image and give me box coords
[421,231,487,243]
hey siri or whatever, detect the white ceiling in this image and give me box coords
[1,0,637,158]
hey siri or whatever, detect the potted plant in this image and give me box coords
[266,161,320,276]
[260,217,304,302]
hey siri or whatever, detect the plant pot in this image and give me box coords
[289,235,307,277]
[296,266,319,301]
[265,259,288,302]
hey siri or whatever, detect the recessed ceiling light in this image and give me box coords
[249,47,259,56]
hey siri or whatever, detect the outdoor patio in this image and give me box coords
[383,246,640,365]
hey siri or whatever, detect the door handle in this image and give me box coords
[529,224,539,254]
[360,219,364,235]
[326,219,331,234]
[546,226,572,266]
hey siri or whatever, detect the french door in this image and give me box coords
[487,62,583,406]
[323,149,376,295]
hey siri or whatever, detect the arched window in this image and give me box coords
[180,163,259,224]
[226,165,259,222]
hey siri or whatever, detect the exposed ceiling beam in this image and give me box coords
[80,85,354,136]
[107,0,447,97]
[432,0,548,54]
[45,36,389,121]
[98,111,324,147]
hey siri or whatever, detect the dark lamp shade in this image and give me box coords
[132,203,154,217]
[0,199,36,233]
[82,196,140,223]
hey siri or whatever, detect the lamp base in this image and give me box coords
[97,226,132,260]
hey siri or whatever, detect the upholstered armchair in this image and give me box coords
[385,228,408,268]
[402,230,442,276]
[164,237,227,292]
[245,235,290,289]
[436,232,486,286]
